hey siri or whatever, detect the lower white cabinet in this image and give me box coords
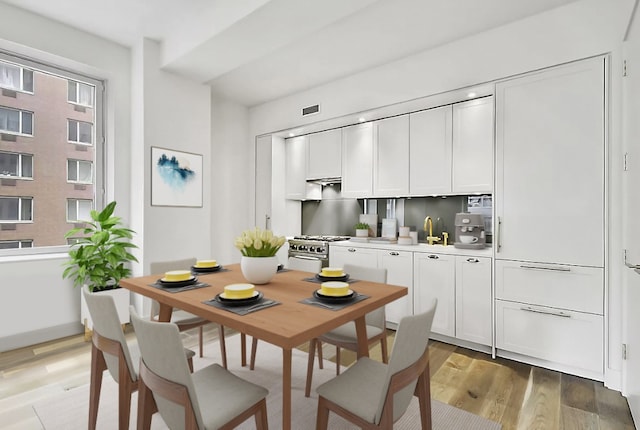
[414,252,455,337]
[455,256,492,346]
[330,246,377,269]
[377,250,413,326]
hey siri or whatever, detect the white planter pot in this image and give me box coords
[80,286,130,329]
[240,256,278,284]
[356,229,369,237]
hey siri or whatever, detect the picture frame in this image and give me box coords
[151,146,203,207]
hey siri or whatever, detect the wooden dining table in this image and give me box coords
[119,264,407,430]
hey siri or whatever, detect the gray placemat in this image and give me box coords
[303,276,359,285]
[299,293,369,311]
[190,267,231,276]
[203,297,281,315]
[149,281,210,293]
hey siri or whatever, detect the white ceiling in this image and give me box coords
[0,0,579,107]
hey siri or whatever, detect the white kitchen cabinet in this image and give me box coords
[495,57,605,267]
[329,245,377,270]
[377,249,413,326]
[455,256,492,346]
[413,252,455,337]
[307,128,341,180]
[373,115,409,196]
[341,122,374,198]
[285,135,308,200]
[452,97,494,193]
[409,105,452,196]
[255,135,273,228]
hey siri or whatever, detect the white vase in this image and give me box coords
[240,256,278,284]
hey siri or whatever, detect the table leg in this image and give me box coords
[282,348,292,430]
[354,316,369,358]
[158,304,173,322]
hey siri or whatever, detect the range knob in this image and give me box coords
[317,247,326,253]
[290,244,297,251]
[309,246,316,252]
[299,245,307,252]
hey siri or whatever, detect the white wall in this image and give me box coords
[0,2,132,350]
[246,0,634,390]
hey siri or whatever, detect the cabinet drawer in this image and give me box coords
[496,300,603,374]
[495,260,603,314]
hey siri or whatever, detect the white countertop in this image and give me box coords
[330,239,494,257]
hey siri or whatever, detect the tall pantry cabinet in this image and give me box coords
[494,56,606,379]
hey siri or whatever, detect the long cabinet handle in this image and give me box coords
[520,306,571,318]
[348,248,356,252]
[389,252,399,256]
[496,216,502,253]
[519,264,571,272]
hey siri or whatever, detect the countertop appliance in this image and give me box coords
[454,213,486,249]
[288,235,350,267]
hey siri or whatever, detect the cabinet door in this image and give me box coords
[455,256,492,346]
[285,135,308,200]
[307,129,341,180]
[495,58,605,266]
[409,106,452,196]
[329,246,377,269]
[255,135,272,228]
[342,123,373,198]
[452,97,494,193]
[413,253,455,337]
[374,115,409,196]
[377,249,413,326]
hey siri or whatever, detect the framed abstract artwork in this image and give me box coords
[151,147,203,207]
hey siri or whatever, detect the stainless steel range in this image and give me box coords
[288,235,350,267]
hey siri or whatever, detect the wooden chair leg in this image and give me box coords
[335,347,341,375]
[380,335,389,364]
[187,356,194,373]
[88,344,105,430]
[316,396,330,430]
[415,362,432,430]
[316,339,324,369]
[218,325,228,369]
[117,351,134,430]
[250,337,258,370]
[198,326,204,357]
[241,333,247,366]
[254,398,269,430]
[305,338,317,397]
[136,378,156,430]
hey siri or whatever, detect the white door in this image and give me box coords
[342,123,374,198]
[255,135,272,229]
[623,39,640,425]
[373,115,409,196]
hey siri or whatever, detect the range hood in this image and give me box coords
[306,177,341,186]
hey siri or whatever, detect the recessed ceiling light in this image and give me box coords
[288,132,295,137]
[467,92,477,98]
[358,117,366,123]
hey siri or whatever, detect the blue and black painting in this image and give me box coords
[156,153,195,189]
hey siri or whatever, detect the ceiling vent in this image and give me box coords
[302,104,320,116]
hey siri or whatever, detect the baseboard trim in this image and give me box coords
[0,322,83,352]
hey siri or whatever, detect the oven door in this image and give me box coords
[287,252,329,268]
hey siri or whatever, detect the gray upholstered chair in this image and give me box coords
[150,258,228,366]
[130,307,269,430]
[248,256,323,370]
[305,264,388,396]
[315,299,438,430]
[82,287,194,430]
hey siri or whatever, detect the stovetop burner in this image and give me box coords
[292,235,351,242]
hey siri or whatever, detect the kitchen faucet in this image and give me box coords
[423,216,441,245]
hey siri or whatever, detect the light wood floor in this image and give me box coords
[0,325,636,430]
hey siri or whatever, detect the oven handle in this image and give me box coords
[290,255,323,261]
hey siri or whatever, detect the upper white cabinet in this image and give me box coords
[495,57,604,267]
[409,105,452,195]
[285,135,308,200]
[373,115,410,196]
[452,97,494,193]
[307,128,342,180]
[342,122,374,198]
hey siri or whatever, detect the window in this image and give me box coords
[67,159,92,183]
[0,151,33,178]
[67,199,92,222]
[67,80,94,107]
[0,106,33,135]
[0,196,33,222]
[0,61,33,92]
[68,119,92,144]
[0,240,33,249]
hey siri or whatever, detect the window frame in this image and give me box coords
[67,118,93,145]
[0,239,33,249]
[0,60,34,93]
[67,80,94,107]
[0,150,33,179]
[66,158,93,184]
[0,106,34,136]
[0,196,33,223]
[66,198,93,223]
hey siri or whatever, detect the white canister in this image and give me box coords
[399,226,410,237]
[409,231,418,244]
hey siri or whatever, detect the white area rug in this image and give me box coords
[34,334,501,429]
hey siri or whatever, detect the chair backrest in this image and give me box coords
[343,264,387,328]
[149,258,197,318]
[82,287,137,383]
[130,306,205,430]
[287,256,322,273]
[374,298,437,424]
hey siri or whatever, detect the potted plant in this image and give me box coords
[62,201,138,330]
[355,222,370,237]
[234,227,286,284]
